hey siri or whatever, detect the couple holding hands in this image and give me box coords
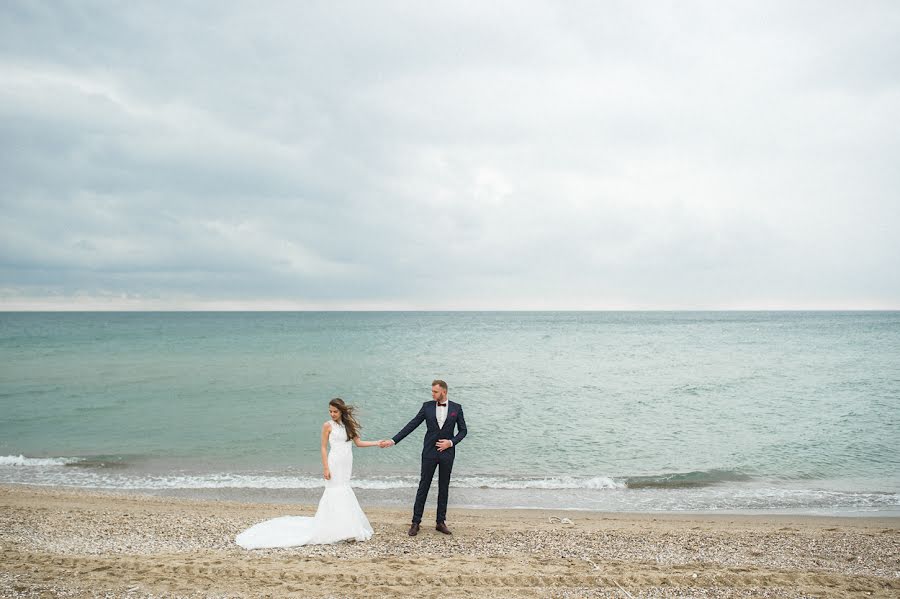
[236,380,467,548]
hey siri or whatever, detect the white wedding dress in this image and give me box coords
[235,421,374,548]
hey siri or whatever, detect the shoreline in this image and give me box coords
[7,481,900,518]
[2,484,898,597]
[5,481,900,521]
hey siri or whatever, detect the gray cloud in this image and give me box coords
[1,1,898,309]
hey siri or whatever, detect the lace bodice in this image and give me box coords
[328,421,352,449]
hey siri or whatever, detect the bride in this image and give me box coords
[236,398,380,548]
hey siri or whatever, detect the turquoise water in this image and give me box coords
[1,312,898,513]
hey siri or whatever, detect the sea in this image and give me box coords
[1,311,898,515]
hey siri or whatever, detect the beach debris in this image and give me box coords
[613,580,635,598]
[548,516,574,526]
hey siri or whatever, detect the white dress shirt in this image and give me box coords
[436,401,454,447]
[436,401,448,429]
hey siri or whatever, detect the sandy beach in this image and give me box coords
[0,485,897,598]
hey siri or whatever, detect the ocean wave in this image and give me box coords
[454,475,625,490]
[1,458,895,512]
[0,457,625,490]
[0,455,81,467]
[1,460,897,512]
[0,468,624,491]
[625,469,753,489]
[0,460,776,493]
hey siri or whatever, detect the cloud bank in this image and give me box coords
[1,1,898,309]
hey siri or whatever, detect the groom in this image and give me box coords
[380,380,467,536]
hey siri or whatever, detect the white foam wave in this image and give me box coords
[0,469,417,490]
[0,455,80,467]
[454,475,625,490]
[0,464,896,513]
[0,468,626,491]
[141,474,419,490]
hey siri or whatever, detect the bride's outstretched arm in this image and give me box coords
[353,437,380,448]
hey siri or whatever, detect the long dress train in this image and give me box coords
[235,421,373,548]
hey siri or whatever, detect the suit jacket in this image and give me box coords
[392,400,467,459]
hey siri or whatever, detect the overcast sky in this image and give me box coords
[1,1,898,310]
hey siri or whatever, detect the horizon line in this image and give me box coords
[2,308,899,313]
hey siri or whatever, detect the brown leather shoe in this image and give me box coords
[408,522,420,536]
[435,522,452,535]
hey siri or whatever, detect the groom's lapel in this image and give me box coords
[427,401,436,426]
[438,401,454,431]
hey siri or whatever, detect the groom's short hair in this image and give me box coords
[432,379,448,391]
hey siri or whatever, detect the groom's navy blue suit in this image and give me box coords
[392,400,467,524]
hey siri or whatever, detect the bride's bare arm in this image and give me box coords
[353,437,380,448]
[321,422,331,479]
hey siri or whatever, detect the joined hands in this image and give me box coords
[375,439,450,450]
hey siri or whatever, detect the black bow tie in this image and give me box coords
[437,403,447,407]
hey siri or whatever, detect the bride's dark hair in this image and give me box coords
[329,398,360,441]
